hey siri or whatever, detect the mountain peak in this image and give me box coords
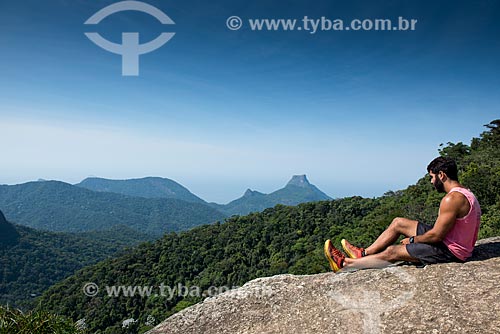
[243,189,264,197]
[286,175,310,188]
[76,177,206,204]
[223,175,330,216]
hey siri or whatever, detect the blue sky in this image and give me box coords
[0,0,499,203]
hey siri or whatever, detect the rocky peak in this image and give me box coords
[147,237,500,334]
[286,175,310,188]
[243,189,255,197]
[242,189,264,197]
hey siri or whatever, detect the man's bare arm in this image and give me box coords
[403,192,466,244]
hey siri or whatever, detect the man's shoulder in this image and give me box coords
[447,190,468,199]
[441,190,470,216]
[441,191,468,207]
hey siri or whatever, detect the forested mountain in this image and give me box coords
[77,177,206,204]
[38,120,500,334]
[39,198,380,334]
[0,211,151,308]
[77,175,332,217]
[0,181,226,236]
[214,175,332,216]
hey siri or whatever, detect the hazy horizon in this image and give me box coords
[1,0,498,203]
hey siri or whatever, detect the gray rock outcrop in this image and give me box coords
[147,237,500,334]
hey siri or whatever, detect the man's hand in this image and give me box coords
[400,238,411,245]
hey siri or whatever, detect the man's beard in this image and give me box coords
[433,177,445,193]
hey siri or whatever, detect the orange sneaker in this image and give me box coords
[324,240,345,272]
[341,239,365,259]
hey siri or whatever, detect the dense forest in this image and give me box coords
[0,181,226,235]
[37,121,500,333]
[0,217,151,308]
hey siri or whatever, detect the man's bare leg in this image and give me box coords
[344,244,419,269]
[364,218,419,256]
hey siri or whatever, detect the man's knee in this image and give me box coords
[390,217,404,230]
[390,217,416,236]
[385,245,398,255]
[382,245,400,261]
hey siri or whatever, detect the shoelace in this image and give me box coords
[331,247,344,259]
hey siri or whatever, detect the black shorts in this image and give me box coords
[405,222,463,265]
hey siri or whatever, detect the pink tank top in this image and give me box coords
[443,187,481,261]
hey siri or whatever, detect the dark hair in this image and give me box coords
[427,157,458,181]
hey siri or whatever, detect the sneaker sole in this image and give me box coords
[341,239,359,259]
[324,240,341,272]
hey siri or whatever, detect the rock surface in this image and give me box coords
[147,237,500,334]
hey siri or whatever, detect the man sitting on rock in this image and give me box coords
[324,157,481,272]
